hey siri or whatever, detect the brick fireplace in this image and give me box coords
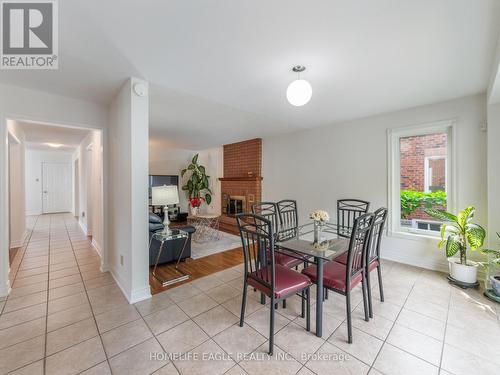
[219,138,262,234]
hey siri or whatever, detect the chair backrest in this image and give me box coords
[277,199,299,241]
[236,213,275,293]
[337,199,371,238]
[345,213,375,285]
[366,207,388,264]
[251,202,280,236]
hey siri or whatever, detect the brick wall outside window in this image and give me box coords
[399,133,447,220]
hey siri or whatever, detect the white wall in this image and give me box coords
[25,149,73,215]
[72,130,104,254]
[197,147,223,215]
[149,145,223,214]
[108,78,151,303]
[7,121,26,248]
[0,83,107,297]
[487,103,500,246]
[263,94,487,272]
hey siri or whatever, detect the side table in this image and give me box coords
[150,229,190,287]
[187,214,221,242]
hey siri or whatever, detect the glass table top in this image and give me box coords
[276,237,349,261]
[151,229,189,241]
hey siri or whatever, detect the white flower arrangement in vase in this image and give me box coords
[310,210,329,244]
[310,210,330,223]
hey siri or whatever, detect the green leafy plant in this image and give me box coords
[400,190,447,219]
[181,154,212,206]
[478,232,500,270]
[425,206,486,265]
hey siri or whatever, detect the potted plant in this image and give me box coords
[181,154,212,216]
[479,232,500,296]
[426,206,486,284]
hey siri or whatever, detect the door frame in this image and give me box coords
[74,158,79,218]
[6,132,20,252]
[0,114,108,297]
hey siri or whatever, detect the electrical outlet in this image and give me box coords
[120,255,124,266]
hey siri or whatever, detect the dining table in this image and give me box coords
[276,223,350,338]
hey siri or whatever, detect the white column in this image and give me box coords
[0,117,11,297]
[108,77,151,303]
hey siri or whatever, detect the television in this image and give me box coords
[148,175,179,199]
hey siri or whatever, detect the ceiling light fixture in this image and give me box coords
[46,143,63,148]
[286,65,312,107]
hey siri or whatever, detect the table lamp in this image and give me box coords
[152,185,179,234]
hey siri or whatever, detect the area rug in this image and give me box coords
[190,230,242,259]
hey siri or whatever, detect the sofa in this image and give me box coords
[149,213,195,266]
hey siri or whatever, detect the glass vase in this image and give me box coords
[313,221,322,244]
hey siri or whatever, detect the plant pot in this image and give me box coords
[448,258,478,284]
[490,275,500,297]
[190,206,199,216]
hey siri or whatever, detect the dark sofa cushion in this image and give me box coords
[149,212,163,224]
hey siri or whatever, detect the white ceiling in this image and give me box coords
[1,0,499,149]
[17,121,90,151]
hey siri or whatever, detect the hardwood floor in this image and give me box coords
[149,247,244,294]
[9,247,19,265]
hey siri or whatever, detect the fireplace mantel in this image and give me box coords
[218,176,263,182]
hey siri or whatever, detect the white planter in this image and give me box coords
[448,258,478,284]
[190,206,199,216]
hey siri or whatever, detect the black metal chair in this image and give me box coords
[236,213,311,355]
[302,213,374,343]
[251,202,281,236]
[252,202,304,269]
[276,199,299,240]
[337,199,370,238]
[365,207,388,318]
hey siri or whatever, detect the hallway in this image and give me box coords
[0,214,125,374]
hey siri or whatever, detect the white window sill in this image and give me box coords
[388,230,441,243]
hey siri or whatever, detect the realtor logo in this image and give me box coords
[1,0,58,69]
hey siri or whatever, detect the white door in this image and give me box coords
[42,162,72,214]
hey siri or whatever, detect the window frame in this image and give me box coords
[387,119,457,239]
[424,155,447,193]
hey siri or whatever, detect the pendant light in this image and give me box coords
[286,65,312,106]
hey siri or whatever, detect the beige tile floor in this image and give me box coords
[1,214,499,375]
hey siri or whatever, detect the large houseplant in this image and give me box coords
[181,154,212,215]
[426,206,486,284]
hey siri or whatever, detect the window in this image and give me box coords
[388,121,455,237]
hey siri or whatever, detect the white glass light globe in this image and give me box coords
[286,79,312,106]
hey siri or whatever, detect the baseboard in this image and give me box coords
[9,230,28,249]
[79,221,88,236]
[381,249,449,274]
[129,286,152,304]
[26,210,41,216]
[109,267,151,304]
[91,238,102,258]
[0,279,11,298]
[381,249,494,283]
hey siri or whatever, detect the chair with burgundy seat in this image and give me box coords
[236,213,311,355]
[302,213,374,343]
[365,207,388,318]
[337,199,370,238]
[334,207,388,318]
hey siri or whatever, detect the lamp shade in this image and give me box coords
[152,185,179,206]
[286,79,312,106]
